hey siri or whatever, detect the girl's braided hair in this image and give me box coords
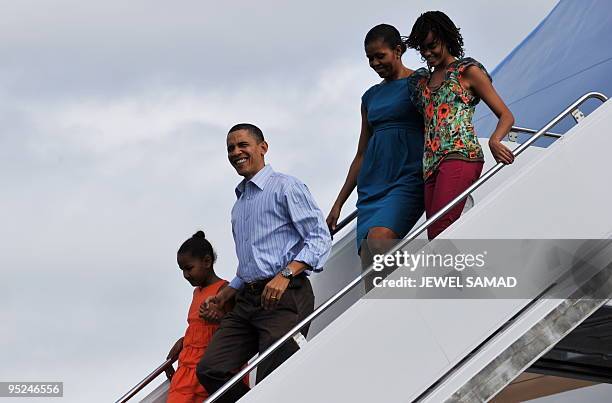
[406,11,465,59]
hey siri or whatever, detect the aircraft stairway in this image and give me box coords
[118,92,612,403]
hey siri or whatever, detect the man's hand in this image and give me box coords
[199,286,237,322]
[199,297,225,322]
[261,274,290,310]
[165,337,183,379]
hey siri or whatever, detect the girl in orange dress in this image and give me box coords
[166,230,230,403]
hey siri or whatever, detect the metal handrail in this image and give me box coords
[116,357,176,403]
[510,126,563,139]
[204,91,608,403]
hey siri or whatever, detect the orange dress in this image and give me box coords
[167,280,227,403]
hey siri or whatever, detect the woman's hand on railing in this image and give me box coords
[326,203,342,233]
[165,337,183,379]
[489,139,515,164]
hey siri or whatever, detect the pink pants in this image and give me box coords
[424,159,484,240]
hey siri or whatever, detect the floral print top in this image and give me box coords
[412,57,491,181]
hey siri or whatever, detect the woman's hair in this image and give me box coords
[364,24,407,55]
[178,230,217,263]
[406,11,465,58]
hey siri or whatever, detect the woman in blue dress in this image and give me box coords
[327,24,425,270]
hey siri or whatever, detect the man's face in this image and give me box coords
[227,129,268,180]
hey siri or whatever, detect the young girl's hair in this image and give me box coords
[406,11,465,58]
[364,23,407,55]
[178,231,217,263]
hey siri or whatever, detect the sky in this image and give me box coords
[0,1,559,401]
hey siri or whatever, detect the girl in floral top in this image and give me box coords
[406,11,515,239]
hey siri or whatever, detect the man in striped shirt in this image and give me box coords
[197,123,331,402]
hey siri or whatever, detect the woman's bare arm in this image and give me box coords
[463,66,515,164]
[326,105,372,231]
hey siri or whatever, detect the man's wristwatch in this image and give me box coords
[280,266,294,279]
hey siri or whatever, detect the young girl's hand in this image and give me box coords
[199,297,225,322]
[489,139,514,164]
[165,337,183,379]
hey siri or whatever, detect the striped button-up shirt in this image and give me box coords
[229,165,331,290]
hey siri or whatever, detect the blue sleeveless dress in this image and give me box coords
[356,75,425,248]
